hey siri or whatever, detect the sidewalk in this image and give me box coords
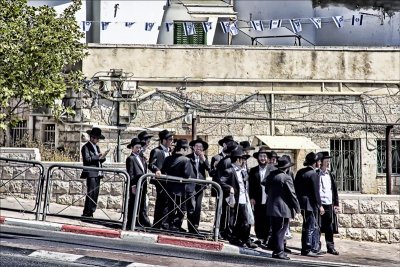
[1,207,399,267]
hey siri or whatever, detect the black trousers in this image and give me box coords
[321,204,335,250]
[152,188,169,229]
[270,216,289,256]
[301,210,320,254]
[83,177,101,216]
[186,190,204,234]
[230,204,251,243]
[254,203,271,241]
[127,182,151,230]
[167,194,186,230]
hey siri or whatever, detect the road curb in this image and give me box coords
[61,224,121,238]
[157,235,224,251]
[120,231,158,243]
[1,217,63,231]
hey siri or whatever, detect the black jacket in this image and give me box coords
[265,169,300,218]
[316,169,339,207]
[248,165,270,205]
[294,166,322,211]
[186,153,210,193]
[210,153,224,178]
[80,142,106,179]
[149,146,169,173]
[126,153,147,186]
[161,153,195,196]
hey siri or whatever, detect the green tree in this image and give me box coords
[0,0,86,133]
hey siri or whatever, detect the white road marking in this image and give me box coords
[29,250,84,262]
[126,263,167,267]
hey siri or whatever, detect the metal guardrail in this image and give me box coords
[132,173,223,241]
[0,157,45,220]
[42,164,131,230]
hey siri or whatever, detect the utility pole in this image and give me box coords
[191,111,197,141]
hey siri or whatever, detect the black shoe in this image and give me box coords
[301,251,321,257]
[229,239,245,247]
[327,249,339,255]
[272,253,290,260]
[246,241,258,249]
[178,227,187,233]
[81,213,93,217]
[254,239,262,245]
[284,247,292,254]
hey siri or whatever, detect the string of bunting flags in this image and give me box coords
[81,14,364,35]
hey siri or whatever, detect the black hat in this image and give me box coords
[276,156,294,169]
[86,127,105,140]
[175,139,189,150]
[218,135,234,146]
[138,131,153,141]
[189,138,209,151]
[127,137,142,149]
[158,129,173,141]
[223,140,238,154]
[231,147,251,160]
[319,151,332,160]
[303,152,322,166]
[253,146,269,158]
[239,141,255,151]
[266,151,278,159]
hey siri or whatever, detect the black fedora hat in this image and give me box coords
[138,131,153,141]
[240,141,255,151]
[253,146,269,158]
[319,151,332,160]
[218,135,234,146]
[127,137,142,149]
[223,140,239,154]
[158,129,173,141]
[266,151,278,159]
[189,138,209,151]
[276,156,294,169]
[231,147,251,160]
[175,139,189,150]
[86,127,105,140]
[303,152,322,166]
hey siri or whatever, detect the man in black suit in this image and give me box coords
[220,147,257,248]
[265,156,300,260]
[317,151,340,255]
[149,129,173,229]
[81,127,109,218]
[295,152,323,257]
[186,138,210,234]
[249,146,271,245]
[138,130,153,159]
[126,138,151,229]
[162,139,195,231]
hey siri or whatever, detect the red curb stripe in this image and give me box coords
[61,224,121,238]
[157,235,223,251]
[0,216,5,224]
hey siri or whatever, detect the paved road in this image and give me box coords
[0,225,345,267]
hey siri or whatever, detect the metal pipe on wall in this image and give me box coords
[386,125,393,194]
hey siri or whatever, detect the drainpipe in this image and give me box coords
[386,125,393,195]
[191,111,197,141]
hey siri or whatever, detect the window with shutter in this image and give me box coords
[174,22,206,45]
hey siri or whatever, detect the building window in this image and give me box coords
[377,139,400,174]
[330,139,361,192]
[11,120,28,147]
[43,124,56,148]
[174,22,206,45]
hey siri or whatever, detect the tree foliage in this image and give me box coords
[0,0,86,130]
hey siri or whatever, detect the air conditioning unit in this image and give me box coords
[119,102,131,125]
[121,81,137,96]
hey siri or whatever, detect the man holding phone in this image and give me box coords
[81,127,109,218]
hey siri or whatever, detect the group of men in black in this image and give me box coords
[81,128,339,261]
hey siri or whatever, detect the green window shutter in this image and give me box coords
[174,22,207,45]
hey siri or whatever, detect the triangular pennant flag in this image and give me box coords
[352,14,363,26]
[165,22,174,32]
[220,21,230,33]
[101,22,111,31]
[332,16,344,28]
[82,21,91,32]
[229,21,239,35]
[183,22,196,36]
[289,19,302,33]
[202,22,212,33]
[309,17,322,29]
[250,20,264,31]
[269,19,282,29]
[125,22,135,28]
[145,22,155,31]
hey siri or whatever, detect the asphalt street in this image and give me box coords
[0,225,345,267]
